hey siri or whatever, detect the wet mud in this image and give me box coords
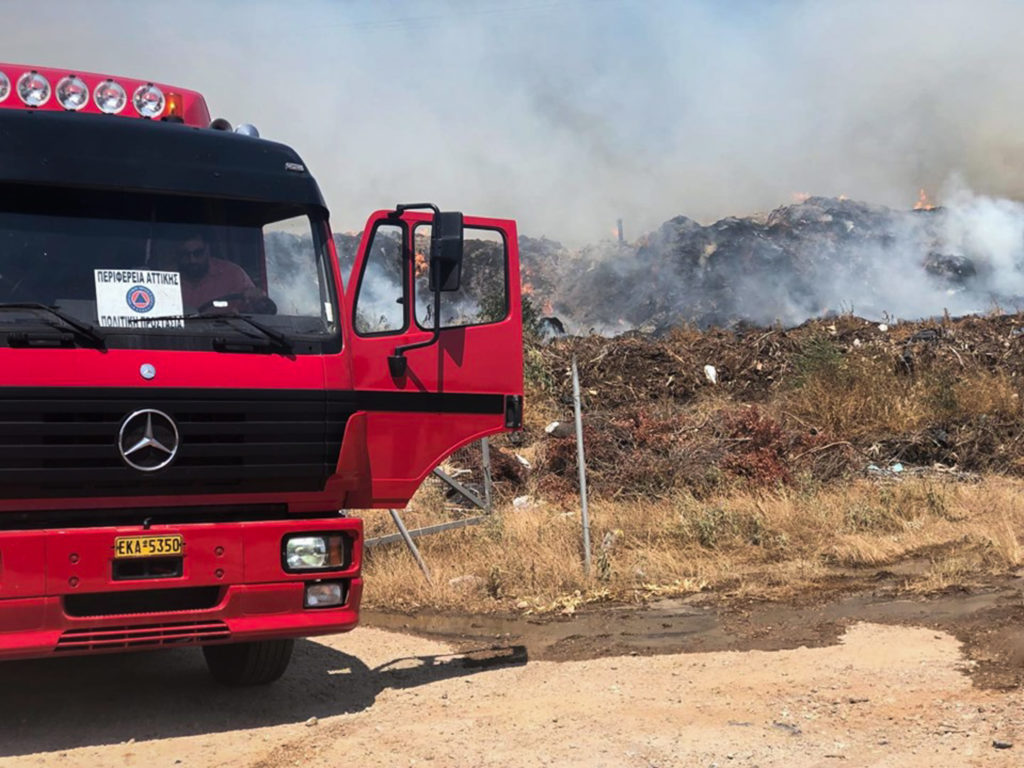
[364,571,1024,690]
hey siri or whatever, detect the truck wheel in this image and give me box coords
[202,639,295,685]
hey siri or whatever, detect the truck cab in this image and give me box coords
[0,64,523,683]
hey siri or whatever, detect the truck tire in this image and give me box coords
[202,639,295,685]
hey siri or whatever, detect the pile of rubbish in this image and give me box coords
[536,312,1024,403]
[479,312,1024,500]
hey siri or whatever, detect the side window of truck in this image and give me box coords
[414,226,508,329]
[354,222,406,335]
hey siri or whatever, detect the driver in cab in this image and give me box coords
[177,233,274,313]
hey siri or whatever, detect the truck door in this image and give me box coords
[341,208,523,507]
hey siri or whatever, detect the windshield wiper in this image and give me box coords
[128,311,292,351]
[0,303,106,348]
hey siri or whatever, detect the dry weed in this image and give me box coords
[361,476,1024,612]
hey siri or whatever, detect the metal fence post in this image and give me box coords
[481,437,493,512]
[389,508,432,584]
[571,355,592,576]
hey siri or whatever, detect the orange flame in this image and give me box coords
[414,251,428,278]
[542,299,554,315]
[792,192,811,204]
[914,188,936,211]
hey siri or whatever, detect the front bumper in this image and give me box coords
[0,517,362,661]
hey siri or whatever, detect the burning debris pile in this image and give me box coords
[523,192,1024,333]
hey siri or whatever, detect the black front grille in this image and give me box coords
[64,586,222,617]
[0,388,351,499]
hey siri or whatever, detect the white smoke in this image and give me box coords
[939,180,1024,298]
[5,0,1024,244]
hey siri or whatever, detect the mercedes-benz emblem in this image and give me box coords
[118,409,180,472]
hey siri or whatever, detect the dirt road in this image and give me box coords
[2,586,1024,768]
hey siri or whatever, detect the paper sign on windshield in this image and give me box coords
[94,269,185,328]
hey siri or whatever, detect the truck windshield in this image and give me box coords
[0,186,338,351]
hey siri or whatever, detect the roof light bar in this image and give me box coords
[56,75,89,111]
[17,71,50,107]
[0,63,212,126]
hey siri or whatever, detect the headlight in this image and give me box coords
[133,83,165,118]
[286,536,327,570]
[56,75,89,111]
[94,79,127,114]
[0,71,10,103]
[283,534,348,571]
[17,71,51,107]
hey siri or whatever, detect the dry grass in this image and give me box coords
[782,339,1023,442]
[360,475,1024,613]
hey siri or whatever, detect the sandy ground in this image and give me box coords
[1,619,1022,768]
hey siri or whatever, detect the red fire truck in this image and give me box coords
[0,64,523,684]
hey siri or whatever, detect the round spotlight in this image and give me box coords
[132,83,165,118]
[17,71,51,107]
[55,75,89,111]
[234,123,260,138]
[0,71,9,103]
[94,79,127,114]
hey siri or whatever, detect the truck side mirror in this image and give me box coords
[429,211,463,292]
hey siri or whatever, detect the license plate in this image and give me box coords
[114,535,184,559]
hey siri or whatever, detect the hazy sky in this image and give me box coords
[3,0,1023,242]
